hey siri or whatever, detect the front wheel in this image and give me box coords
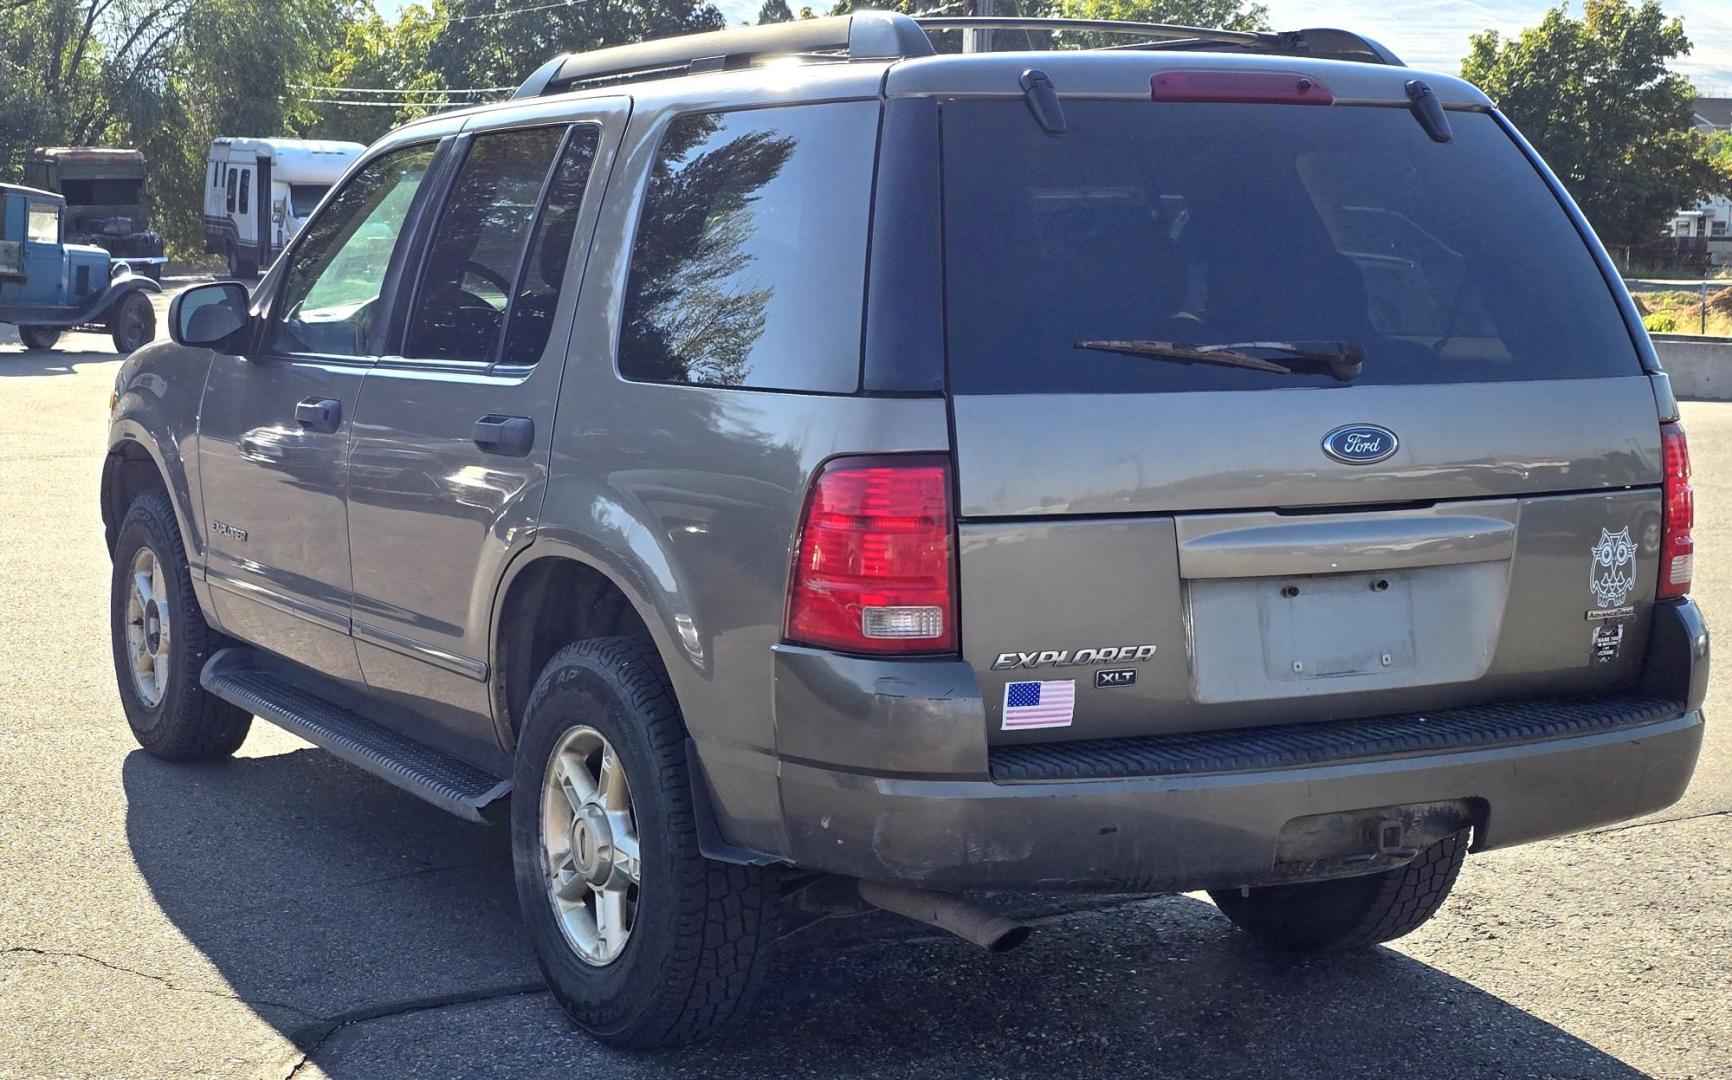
[111,488,252,760]
[109,291,156,353]
[511,637,777,1048]
[19,326,61,351]
[1209,830,1469,951]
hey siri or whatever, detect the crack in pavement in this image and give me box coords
[281,983,549,1080]
[0,945,318,1020]
[1584,807,1730,837]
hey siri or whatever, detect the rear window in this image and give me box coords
[618,102,878,393]
[942,100,1641,395]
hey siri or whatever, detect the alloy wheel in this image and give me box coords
[541,725,641,966]
[124,545,171,707]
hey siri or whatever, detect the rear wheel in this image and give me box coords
[109,291,156,353]
[1209,830,1469,951]
[19,326,61,351]
[225,243,257,280]
[511,636,777,1048]
[111,488,252,761]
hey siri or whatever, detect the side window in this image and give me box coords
[239,169,251,215]
[501,127,600,366]
[226,169,237,213]
[268,143,437,358]
[618,102,877,392]
[402,125,566,363]
[26,201,59,244]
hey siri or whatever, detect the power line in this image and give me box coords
[440,0,584,22]
[290,96,474,107]
[291,83,514,95]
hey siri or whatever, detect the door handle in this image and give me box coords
[294,398,342,433]
[473,414,534,456]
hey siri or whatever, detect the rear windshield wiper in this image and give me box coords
[1073,339,1367,383]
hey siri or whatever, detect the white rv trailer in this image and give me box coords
[202,138,364,277]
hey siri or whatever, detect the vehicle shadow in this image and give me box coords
[0,344,121,376]
[123,748,1652,1079]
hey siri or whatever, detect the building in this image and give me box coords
[1669,98,1732,263]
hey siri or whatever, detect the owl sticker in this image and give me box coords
[1589,527,1637,609]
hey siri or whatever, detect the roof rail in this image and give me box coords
[512,11,1402,98]
[514,12,931,98]
[913,18,1403,66]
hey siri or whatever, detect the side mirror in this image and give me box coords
[169,282,251,352]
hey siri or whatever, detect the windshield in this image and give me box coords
[289,184,329,218]
[941,101,1642,394]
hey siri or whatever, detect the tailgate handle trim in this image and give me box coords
[1177,514,1517,579]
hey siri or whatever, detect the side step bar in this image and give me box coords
[200,648,511,822]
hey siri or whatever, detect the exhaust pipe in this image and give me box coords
[857,880,1031,953]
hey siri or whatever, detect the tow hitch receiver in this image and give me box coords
[1274,800,1479,879]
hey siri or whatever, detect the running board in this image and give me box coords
[200,648,511,822]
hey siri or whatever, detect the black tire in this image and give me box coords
[226,243,257,280]
[111,488,252,761]
[19,326,61,351]
[511,636,777,1048]
[109,291,157,354]
[1209,830,1469,951]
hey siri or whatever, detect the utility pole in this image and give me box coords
[965,0,994,54]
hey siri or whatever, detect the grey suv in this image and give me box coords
[104,13,1708,1048]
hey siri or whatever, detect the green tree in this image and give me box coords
[303,3,448,144]
[426,0,725,94]
[1461,0,1730,251]
[757,0,794,23]
[1039,0,1267,32]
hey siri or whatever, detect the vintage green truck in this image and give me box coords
[24,147,167,280]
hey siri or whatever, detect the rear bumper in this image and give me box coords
[753,599,1708,892]
[777,709,1702,891]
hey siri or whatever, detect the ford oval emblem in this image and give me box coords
[1322,424,1399,465]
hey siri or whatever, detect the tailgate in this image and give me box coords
[937,92,1666,743]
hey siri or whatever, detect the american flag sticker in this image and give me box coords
[1001,679,1076,730]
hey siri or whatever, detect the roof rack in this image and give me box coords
[513,11,1401,99]
[911,17,1403,66]
[514,13,932,98]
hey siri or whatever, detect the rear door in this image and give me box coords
[938,96,1664,742]
[343,98,623,762]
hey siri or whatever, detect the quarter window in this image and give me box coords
[226,169,237,213]
[618,102,877,392]
[403,125,569,363]
[268,143,437,358]
[239,169,251,215]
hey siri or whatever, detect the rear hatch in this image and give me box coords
[933,73,1665,743]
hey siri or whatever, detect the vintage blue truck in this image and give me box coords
[1,182,160,353]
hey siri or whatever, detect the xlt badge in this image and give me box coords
[992,644,1157,671]
[1096,668,1137,688]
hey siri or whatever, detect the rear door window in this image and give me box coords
[402,125,570,364]
[941,101,1642,394]
[617,101,878,392]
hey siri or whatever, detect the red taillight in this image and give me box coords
[785,455,957,655]
[1659,421,1694,599]
[1151,70,1334,106]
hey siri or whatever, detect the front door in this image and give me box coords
[198,141,442,684]
[344,101,621,761]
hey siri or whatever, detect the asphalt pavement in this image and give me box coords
[0,291,1727,1078]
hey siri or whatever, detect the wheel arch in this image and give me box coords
[103,428,193,560]
[487,539,781,867]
